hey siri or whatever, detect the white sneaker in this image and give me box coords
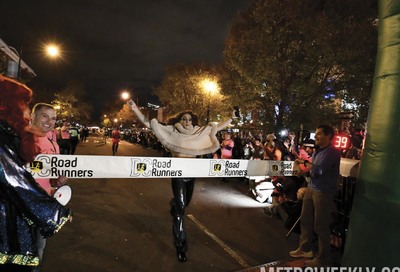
[289,248,314,258]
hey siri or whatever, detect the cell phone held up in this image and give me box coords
[233,106,240,118]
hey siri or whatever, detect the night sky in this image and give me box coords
[0,0,251,119]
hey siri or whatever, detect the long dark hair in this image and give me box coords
[0,75,36,163]
[167,111,199,126]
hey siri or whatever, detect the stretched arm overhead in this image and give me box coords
[215,108,240,131]
[127,99,150,128]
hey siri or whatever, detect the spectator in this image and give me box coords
[289,125,341,267]
[232,133,243,159]
[220,132,234,159]
[269,138,300,204]
[263,187,306,225]
[273,138,286,158]
[287,131,298,156]
[296,140,315,173]
[282,137,296,161]
[68,125,80,155]
[59,121,71,154]
[250,137,264,160]
[31,103,68,194]
[242,140,252,160]
[31,103,69,268]
[220,132,234,181]
[80,126,89,142]
[264,133,278,160]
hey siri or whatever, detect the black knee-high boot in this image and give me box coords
[170,178,195,262]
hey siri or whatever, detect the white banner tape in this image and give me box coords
[27,155,301,179]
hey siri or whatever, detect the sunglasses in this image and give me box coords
[181,117,192,121]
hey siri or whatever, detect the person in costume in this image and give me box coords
[0,75,72,272]
[127,99,232,262]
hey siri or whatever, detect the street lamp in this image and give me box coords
[0,39,61,80]
[201,79,219,123]
[121,91,130,100]
[121,89,140,106]
[45,44,60,58]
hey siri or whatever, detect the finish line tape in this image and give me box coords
[27,155,300,179]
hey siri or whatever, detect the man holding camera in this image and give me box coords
[289,125,341,267]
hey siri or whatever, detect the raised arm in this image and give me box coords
[215,108,240,131]
[127,99,150,128]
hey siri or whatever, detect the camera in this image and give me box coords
[233,106,240,118]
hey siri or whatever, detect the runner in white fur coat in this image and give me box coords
[127,99,232,157]
[127,99,233,262]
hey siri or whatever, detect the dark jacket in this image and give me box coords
[0,120,72,267]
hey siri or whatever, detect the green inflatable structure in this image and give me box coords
[342,0,400,268]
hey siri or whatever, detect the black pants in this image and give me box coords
[170,178,195,253]
[112,142,119,155]
[70,138,79,155]
[59,139,71,154]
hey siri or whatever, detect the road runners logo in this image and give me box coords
[214,163,222,172]
[269,161,298,176]
[131,158,152,177]
[28,155,52,177]
[270,161,282,175]
[130,158,183,177]
[30,160,44,173]
[209,160,247,177]
[209,160,224,176]
[136,163,147,173]
[28,155,94,178]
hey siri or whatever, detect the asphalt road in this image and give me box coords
[41,136,300,272]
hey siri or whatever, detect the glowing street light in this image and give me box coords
[121,91,130,100]
[202,79,219,95]
[201,78,219,123]
[121,90,140,107]
[46,44,60,58]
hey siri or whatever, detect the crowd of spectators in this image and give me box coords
[119,127,364,161]
[120,128,298,159]
[122,129,165,152]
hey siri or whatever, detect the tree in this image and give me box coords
[51,81,93,124]
[154,64,231,124]
[116,104,136,128]
[101,116,113,128]
[223,0,377,132]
